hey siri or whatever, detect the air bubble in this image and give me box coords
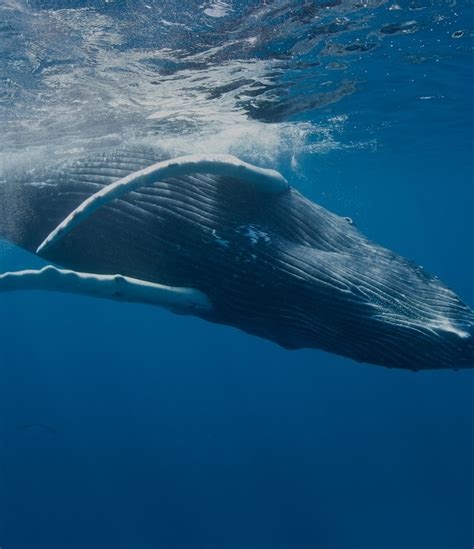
[326,61,347,71]
[452,30,464,39]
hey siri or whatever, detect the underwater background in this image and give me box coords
[0,1,473,548]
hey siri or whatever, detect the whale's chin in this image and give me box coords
[1,145,473,370]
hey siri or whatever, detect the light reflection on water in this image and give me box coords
[1,0,471,170]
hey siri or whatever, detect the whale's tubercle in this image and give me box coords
[0,265,213,314]
[36,154,289,254]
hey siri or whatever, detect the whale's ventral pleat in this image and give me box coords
[0,146,473,370]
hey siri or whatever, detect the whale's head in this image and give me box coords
[1,147,473,370]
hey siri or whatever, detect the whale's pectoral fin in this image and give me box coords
[36,154,289,255]
[0,265,212,315]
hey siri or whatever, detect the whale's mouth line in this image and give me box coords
[371,310,471,341]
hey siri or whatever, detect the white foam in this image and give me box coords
[202,1,232,18]
[0,4,369,180]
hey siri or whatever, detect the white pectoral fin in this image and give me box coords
[36,154,289,254]
[0,266,212,315]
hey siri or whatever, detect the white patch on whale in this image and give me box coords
[237,225,271,245]
[211,229,230,248]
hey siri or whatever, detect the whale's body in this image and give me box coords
[1,146,473,370]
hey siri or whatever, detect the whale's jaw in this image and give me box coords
[1,146,473,370]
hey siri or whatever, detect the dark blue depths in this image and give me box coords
[0,2,473,549]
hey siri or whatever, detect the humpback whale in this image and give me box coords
[0,146,473,370]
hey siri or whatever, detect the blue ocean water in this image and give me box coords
[0,1,473,548]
